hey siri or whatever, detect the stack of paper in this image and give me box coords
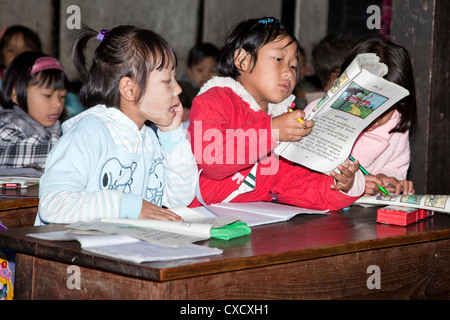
[26,202,328,264]
[64,206,239,247]
[27,206,236,264]
[27,231,222,264]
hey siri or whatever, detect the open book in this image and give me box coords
[27,231,223,264]
[192,201,328,227]
[355,194,450,214]
[275,53,410,173]
[65,206,240,248]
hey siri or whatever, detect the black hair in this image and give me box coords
[187,42,219,68]
[216,17,300,80]
[0,51,68,111]
[311,32,356,88]
[0,25,42,68]
[72,25,177,109]
[341,35,417,133]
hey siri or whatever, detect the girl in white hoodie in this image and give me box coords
[36,25,197,225]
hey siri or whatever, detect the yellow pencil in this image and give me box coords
[289,109,304,124]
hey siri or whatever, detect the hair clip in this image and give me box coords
[96,29,109,42]
[258,18,277,24]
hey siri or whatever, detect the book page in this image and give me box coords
[200,206,283,227]
[277,68,408,173]
[211,201,328,217]
[66,210,239,248]
[27,230,139,246]
[66,220,210,247]
[84,241,222,264]
[201,202,328,227]
[355,194,450,213]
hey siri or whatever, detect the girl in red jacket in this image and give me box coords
[188,17,364,211]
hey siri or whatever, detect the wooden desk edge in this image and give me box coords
[1,225,449,282]
[0,185,39,211]
[0,198,39,211]
[160,229,450,280]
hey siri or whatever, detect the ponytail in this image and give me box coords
[71,25,98,83]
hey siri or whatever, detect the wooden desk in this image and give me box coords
[0,185,39,228]
[0,206,449,300]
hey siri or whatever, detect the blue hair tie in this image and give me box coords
[258,18,276,24]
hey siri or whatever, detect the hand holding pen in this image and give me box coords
[349,156,415,195]
[330,158,360,193]
[349,156,389,195]
[364,173,414,196]
[271,108,313,142]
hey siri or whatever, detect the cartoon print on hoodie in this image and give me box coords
[146,157,164,206]
[99,158,137,194]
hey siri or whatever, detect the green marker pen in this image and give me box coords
[349,156,390,196]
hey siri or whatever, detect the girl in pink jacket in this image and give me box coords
[304,36,416,196]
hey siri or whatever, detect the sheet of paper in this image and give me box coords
[85,241,222,264]
[212,201,328,218]
[191,202,328,227]
[27,230,138,246]
[204,206,285,227]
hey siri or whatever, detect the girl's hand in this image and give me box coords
[271,109,314,142]
[157,101,184,132]
[398,179,415,195]
[139,200,183,221]
[364,174,415,196]
[330,158,360,193]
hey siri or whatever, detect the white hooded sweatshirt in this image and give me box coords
[36,105,197,225]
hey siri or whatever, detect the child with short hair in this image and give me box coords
[36,25,197,225]
[292,45,317,109]
[0,51,68,169]
[0,25,42,78]
[311,32,356,92]
[0,25,85,118]
[178,42,219,126]
[188,17,364,210]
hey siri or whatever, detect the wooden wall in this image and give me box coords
[59,0,201,82]
[391,0,450,194]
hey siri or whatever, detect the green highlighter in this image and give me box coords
[349,156,390,196]
[210,222,251,240]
